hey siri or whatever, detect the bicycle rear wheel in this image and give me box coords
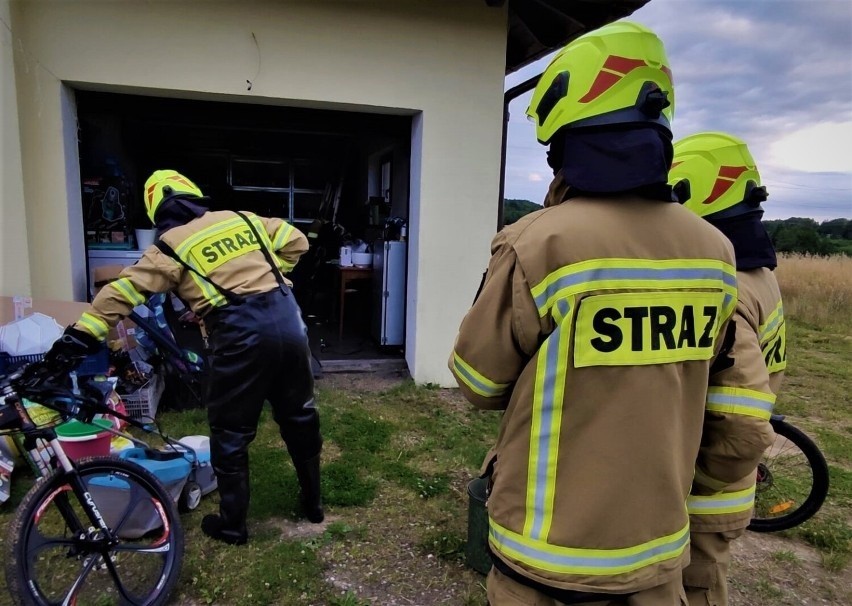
[5,456,184,606]
[748,418,830,533]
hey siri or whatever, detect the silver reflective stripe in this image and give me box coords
[490,520,690,575]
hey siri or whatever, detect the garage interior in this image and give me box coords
[75,90,411,372]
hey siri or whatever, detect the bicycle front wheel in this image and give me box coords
[749,418,830,533]
[5,456,184,606]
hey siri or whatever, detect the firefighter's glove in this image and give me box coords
[43,327,102,374]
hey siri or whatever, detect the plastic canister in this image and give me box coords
[135,229,156,250]
[466,476,492,575]
[55,419,114,461]
[339,246,353,267]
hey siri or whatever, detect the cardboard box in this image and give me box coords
[0,296,90,328]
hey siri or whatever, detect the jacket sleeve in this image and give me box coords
[73,248,182,341]
[694,301,776,493]
[257,217,309,274]
[448,232,542,410]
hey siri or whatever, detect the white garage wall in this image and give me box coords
[8,0,507,385]
[1,0,30,296]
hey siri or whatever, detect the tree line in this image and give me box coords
[504,199,851,257]
[764,218,852,256]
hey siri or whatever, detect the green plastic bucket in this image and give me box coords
[466,476,492,575]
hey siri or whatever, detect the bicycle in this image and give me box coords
[748,413,830,533]
[0,365,184,605]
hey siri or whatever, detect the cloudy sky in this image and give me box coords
[504,0,852,221]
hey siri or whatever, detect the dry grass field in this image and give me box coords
[775,253,852,333]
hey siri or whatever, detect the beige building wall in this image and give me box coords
[7,0,507,385]
[1,0,31,296]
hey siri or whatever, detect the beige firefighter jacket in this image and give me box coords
[74,210,308,340]
[449,178,774,594]
[688,267,786,532]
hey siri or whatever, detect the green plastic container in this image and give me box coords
[55,419,114,461]
[466,476,492,575]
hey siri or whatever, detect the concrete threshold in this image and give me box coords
[318,358,408,374]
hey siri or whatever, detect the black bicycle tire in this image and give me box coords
[748,418,830,533]
[4,455,184,606]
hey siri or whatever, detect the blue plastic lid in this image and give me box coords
[118,448,192,484]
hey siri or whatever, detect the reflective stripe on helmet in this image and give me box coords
[579,55,670,104]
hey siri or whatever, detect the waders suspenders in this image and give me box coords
[153,239,246,306]
[233,211,289,297]
[154,211,291,307]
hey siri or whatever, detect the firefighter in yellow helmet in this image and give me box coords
[449,21,774,605]
[670,133,786,606]
[30,169,324,545]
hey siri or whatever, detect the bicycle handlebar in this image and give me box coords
[1,364,116,428]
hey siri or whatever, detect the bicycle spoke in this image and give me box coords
[10,459,184,605]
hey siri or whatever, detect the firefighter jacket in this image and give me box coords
[449,189,774,594]
[74,210,308,341]
[687,267,785,533]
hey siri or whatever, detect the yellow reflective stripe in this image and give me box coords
[109,278,146,307]
[758,300,784,344]
[187,272,227,308]
[251,215,276,252]
[451,353,510,398]
[688,485,756,515]
[759,299,787,373]
[706,387,775,420]
[490,518,690,576]
[248,215,289,273]
[77,313,109,340]
[530,258,737,318]
[273,222,295,250]
[525,298,572,540]
[174,217,245,257]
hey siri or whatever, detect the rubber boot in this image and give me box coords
[202,469,249,545]
[293,454,324,523]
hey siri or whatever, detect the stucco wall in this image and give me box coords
[8,0,507,385]
[1,0,31,296]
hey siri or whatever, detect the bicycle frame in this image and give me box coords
[3,395,123,547]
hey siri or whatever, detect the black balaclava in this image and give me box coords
[154,195,210,236]
[558,125,675,202]
[711,212,778,270]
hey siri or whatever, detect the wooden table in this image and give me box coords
[337,265,373,340]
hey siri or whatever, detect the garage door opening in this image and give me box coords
[75,90,411,372]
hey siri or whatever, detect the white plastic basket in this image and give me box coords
[120,374,164,421]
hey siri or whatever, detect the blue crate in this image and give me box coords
[0,347,109,376]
